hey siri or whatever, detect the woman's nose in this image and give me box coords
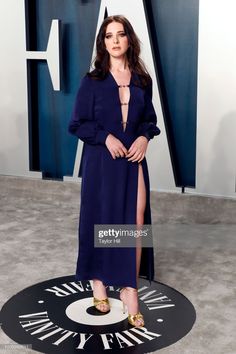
[113,35,119,43]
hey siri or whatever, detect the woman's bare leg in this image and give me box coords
[136,162,146,286]
[120,163,146,326]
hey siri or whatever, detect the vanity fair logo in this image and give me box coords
[0,276,196,353]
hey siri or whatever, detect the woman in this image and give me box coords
[68,15,161,327]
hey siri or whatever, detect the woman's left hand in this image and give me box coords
[125,136,149,163]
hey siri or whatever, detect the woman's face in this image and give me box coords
[104,21,129,59]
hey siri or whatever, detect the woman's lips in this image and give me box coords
[113,47,121,50]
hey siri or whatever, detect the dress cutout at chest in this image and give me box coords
[118,84,130,132]
[110,71,131,132]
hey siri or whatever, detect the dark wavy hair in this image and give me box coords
[87,15,151,87]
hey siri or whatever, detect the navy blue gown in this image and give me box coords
[68,70,161,288]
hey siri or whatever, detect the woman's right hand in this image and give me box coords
[105,134,128,160]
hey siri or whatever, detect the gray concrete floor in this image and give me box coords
[0,175,235,354]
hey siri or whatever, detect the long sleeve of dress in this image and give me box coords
[68,75,110,145]
[137,79,161,141]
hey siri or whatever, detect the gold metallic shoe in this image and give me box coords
[120,287,144,327]
[93,297,110,313]
[128,312,144,327]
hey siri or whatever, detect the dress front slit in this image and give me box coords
[135,162,147,281]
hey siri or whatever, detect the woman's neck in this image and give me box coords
[109,56,129,72]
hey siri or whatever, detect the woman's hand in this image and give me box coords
[125,136,149,163]
[105,134,128,160]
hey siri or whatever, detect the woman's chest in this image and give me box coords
[93,84,145,124]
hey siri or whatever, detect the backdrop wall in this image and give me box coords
[0,0,235,198]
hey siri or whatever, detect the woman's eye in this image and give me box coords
[105,33,126,39]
